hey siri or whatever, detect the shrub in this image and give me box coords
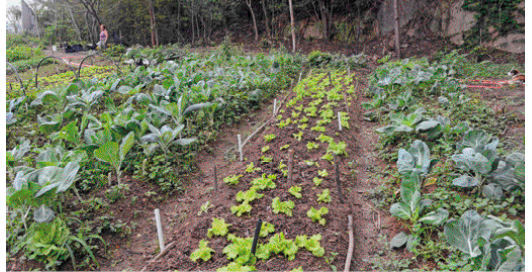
[7,46,41,62]
[308,50,333,67]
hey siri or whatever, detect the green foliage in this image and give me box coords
[288,186,302,198]
[317,189,331,203]
[251,174,277,190]
[307,142,319,151]
[308,51,333,67]
[224,174,243,186]
[245,162,261,173]
[307,207,329,226]
[236,187,264,203]
[264,134,276,142]
[198,201,214,216]
[295,234,325,257]
[260,222,275,237]
[313,177,323,186]
[260,156,273,164]
[271,197,295,217]
[318,169,329,177]
[261,145,270,153]
[461,0,524,48]
[208,218,231,238]
[266,232,299,261]
[7,45,42,62]
[190,240,215,262]
[231,202,252,217]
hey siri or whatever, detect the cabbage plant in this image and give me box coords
[140,123,196,157]
[94,132,135,185]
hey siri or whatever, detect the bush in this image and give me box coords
[308,50,333,67]
[7,46,42,62]
[104,44,126,58]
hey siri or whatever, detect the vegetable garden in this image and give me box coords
[6,43,525,271]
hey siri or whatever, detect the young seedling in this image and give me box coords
[289,186,302,198]
[317,189,331,203]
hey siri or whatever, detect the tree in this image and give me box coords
[7,6,22,34]
[288,0,295,51]
[393,0,401,58]
[244,0,259,41]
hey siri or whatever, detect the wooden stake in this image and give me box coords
[344,215,354,272]
[288,149,295,185]
[335,155,344,204]
[328,71,333,87]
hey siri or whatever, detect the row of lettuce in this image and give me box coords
[5,46,366,269]
[365,54,524,270]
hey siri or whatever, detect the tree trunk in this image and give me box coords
[67,5,82,41]
[261,0,271,39]
[318,0,329,40]
[393,0,401,58]
[288,0,296,52]
[145,0,157,47]
[245,0,259,41]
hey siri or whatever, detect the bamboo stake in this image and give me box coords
[154,209,165,252]
[237,134,243,161]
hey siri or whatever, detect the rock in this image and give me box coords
[406,29,416,37]
[377,0,420,34]
[429,19,440,33]
[446,0,477,45]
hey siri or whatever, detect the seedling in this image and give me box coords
[307,207,329,226]
[260,156,273,164]
[251,174,277,190]
[190,240,215,262]
[261,145,270,153]
[208,218,231,238]
[224,174,243,186]
[318,169,329,177]
[272,197,295,217]
[198,201,214,216]
[280,144,290,150]
[245,162,261,173]
[289,186,302,198]
[313,177,323,186]
[307,142,319,151]
[264,134,276,142]
[293,132,303,141]
[317,189,331,203]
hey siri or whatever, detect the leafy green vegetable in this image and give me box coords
[245,162,261,173]
[224,174,243,186]
[94,132,135,184]
[317,189,331,203]
[236,187,264,203]
[307,207,328,226]
[231,202,252,217]
[208,218,231,238]
[251,174,276,190]
[288,186,302,198]
[190,240,215,262]
[271,197,295,217]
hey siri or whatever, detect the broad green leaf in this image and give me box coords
[444,210,484,258]
[34,204,55,223]
[94,142,120,169]
[390,232,408,248]
[453,174,480,188]
[418,208,449,225]
[119,132,135,161]
[482,183,503,199]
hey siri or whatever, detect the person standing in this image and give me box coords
[99,24,108,52]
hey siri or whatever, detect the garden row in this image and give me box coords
[183,70,359,271]
[364,52,524,270]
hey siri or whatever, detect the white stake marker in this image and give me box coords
[154,209,165,252]
[273,99,277,117]
[338,112,343,131]
[237,134,243,161]
[348,66,351,77]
